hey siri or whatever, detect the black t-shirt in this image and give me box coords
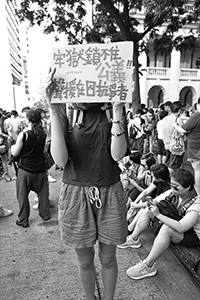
[61,106,121,186]
[18,130,46,173]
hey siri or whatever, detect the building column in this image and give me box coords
[169,49,181,102]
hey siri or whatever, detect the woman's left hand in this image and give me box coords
[149,203,160,217]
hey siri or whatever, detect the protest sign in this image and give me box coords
[50,41,133,103]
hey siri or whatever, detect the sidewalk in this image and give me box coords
[0,166,199,300]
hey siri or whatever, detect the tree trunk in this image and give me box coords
[132,43,141,115]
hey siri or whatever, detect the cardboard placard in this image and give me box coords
[50,41,133,103]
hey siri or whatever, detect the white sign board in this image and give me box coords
[50,41,133,103]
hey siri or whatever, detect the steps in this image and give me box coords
[170,243,200,287]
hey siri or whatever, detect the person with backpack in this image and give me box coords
[128,108,145,154]
[160,101,184,172]
[45,68,128,300]
[142,108,156,154]
[173,97,200,194]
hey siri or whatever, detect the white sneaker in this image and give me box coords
[0,206,13,217]
[126,260,157,280]
[117,236,141,249]
[33,204,38,210]
[48,175,56,183]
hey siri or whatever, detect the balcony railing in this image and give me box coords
[147,67,200,80]
[180,69,199,78]
[147,67,170,77]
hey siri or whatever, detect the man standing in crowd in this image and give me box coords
[174,97,200,194]
[164,101,172,115]
[160,101,184,172]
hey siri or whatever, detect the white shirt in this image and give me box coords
[160,114,183,150]
[157,119,164,140]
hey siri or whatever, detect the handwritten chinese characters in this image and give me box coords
[50,41,133,103]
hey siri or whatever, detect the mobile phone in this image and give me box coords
[146,196,154,207]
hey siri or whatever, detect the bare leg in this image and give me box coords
[131,207,152,240]
[128,208,144,232]
[145,224,183,267]
[149,135,153,153]
[99,242,117,300]
[1,153,10,177]
[75,247,96,300]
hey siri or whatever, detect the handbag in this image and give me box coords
[169,128,185,156]
[151,195,181,235]
[44,151,54,170]
[152,137,160,155]
[0,135,9,155]
[44,142,54,170]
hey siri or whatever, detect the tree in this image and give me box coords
[32,98,50,112]
[16,0,200,112]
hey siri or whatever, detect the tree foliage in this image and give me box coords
[16,0,200,111]
[32,98,50,112]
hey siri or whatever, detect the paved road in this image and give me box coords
[0,166,200,300]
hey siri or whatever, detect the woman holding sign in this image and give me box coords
[46,68,128,300]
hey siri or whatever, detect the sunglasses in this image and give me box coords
[170,183,180,191]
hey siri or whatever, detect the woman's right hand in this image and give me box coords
[45,68,62,112]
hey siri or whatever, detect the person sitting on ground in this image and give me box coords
[120,151,145,207]
[120,151,143,188]
[138,153,156,189]
[126,163,170,222]
[125,153,156,214]
[125,168,200,280]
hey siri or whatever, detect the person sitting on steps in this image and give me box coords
[124,168,200,280]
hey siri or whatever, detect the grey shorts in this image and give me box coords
[58,182,127,249]
[177,227,200,248]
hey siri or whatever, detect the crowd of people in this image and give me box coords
[0,92,200,299]
[118,98,200,283]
